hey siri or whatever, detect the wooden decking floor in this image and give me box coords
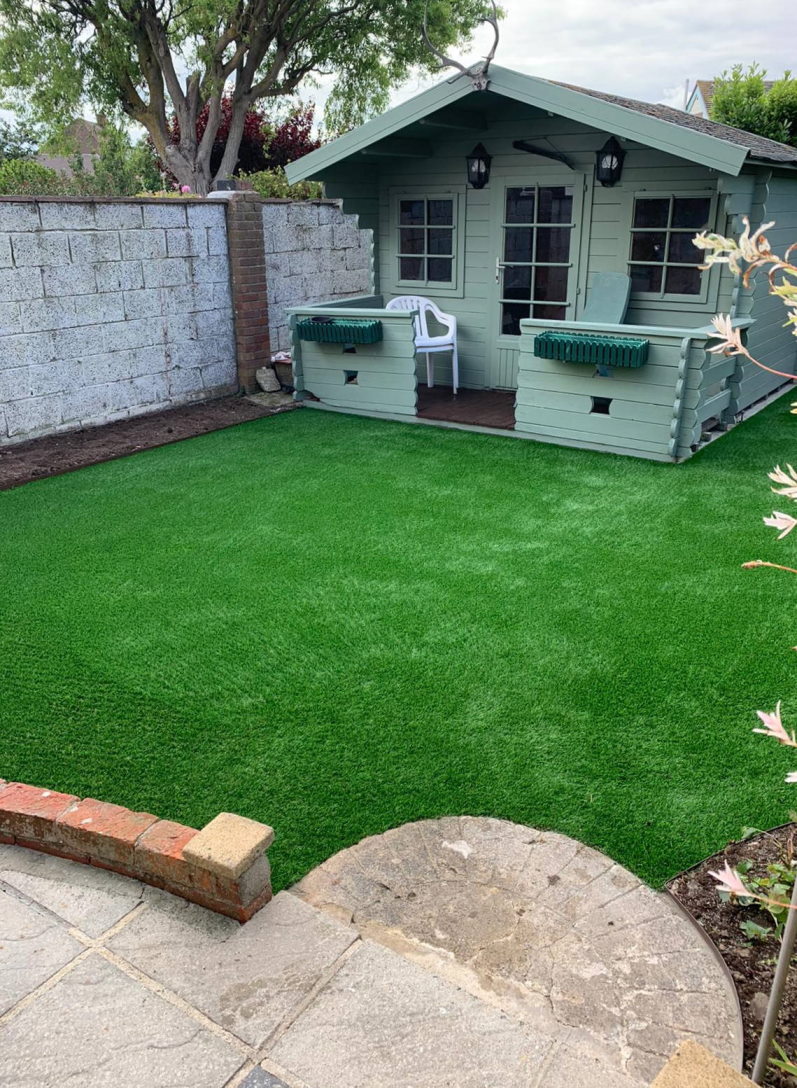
[417,386,516,430]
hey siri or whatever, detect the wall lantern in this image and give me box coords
[596,137,625,187]
[466,143,492,189]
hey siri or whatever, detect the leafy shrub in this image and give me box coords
[244,167,322,200]
[0,158,63,194]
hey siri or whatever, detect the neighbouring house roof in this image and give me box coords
[35,117,105,177]
[687,78,776,118]
[287,65,797,184]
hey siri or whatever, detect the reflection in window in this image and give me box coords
[398,197,455,284]
[499,185,575,334]
[628,196,712,297]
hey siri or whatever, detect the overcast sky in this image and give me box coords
[310,0,794,117]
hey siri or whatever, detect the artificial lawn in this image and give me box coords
[2,404,796,891]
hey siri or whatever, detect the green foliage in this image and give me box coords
[0,0,495,190]
[771,1041,797,1075]
[91,126,161,197]
[711,64,797,147]
[243,167,322,200]
[0,157,62,194]
[0,116,40,161]
[723,846,796,942]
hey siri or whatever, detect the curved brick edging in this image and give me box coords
[0,780,274,922]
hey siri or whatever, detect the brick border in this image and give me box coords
[0,780,274,922]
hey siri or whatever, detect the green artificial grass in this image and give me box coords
[2,404,797,891]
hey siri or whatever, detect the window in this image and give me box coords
[628,195,713,298]
[397,197,456,285]
[498,185,577,335]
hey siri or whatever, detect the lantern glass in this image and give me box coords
[466,143,491,189]
[596,137,624,187]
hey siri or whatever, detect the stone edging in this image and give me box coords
[0,780,274,922]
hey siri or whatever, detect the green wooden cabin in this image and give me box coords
[285,66,797,461]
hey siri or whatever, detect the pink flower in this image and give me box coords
[768,464,797,500]
[753,702,796,746]
[764,511,797,539]
[707,314,746,357]
[180,185,191,194]
[709,862,750,898]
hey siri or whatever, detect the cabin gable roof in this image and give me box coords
[286,64,797,183]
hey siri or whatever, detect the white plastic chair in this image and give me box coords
[386,295,459,395]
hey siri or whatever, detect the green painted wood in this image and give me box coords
[514,403,672,443]
[697,388,732,421]
[516,369,701,408]
[516,388,593,413]
[288,64,750,183]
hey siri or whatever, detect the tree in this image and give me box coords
[0,0,492,195]
[0,117,40,161]
[710,65,797,148]
[162,100,320,181]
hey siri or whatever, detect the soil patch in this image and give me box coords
[0,394,297,491]
[669,826,797,1086]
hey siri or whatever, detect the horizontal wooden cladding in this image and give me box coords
[516,368,699,408]
[514,413,672,456]
[304,385,417,414]
[303,367,416,391]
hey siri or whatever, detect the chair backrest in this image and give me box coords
[386,295,443,340]
[580,272,632,324]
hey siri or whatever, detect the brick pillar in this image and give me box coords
[224,192,271,392]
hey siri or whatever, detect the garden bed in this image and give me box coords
[0,394,296,490]
[669,825,797,1087]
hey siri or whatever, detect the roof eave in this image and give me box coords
[287,64,751,183]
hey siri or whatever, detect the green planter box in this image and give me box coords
[296,318,383,345]
[534,331,649,368]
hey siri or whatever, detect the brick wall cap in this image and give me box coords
[182,812,275,879]
[651,1042,753,1087]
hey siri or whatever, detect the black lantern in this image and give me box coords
[466,143,491,189]
[596,137,625,187]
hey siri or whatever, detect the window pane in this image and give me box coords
[399,256,424,280]
[504,227,533,262]
[633,198,670,228]
[427,228,452,255]
[631,232,666,262]
[665,265,701,294]
[399,228,424,255]
[671,197,711,229]
[534,266,569,302]
[399,200,425,225]
[428,199,453,226]
[503,265,532,301]
[501,302,530,335]
[427,257,452,282]
[630,265,662,293]
[668,232,702,263]
[505,187,535,224]
[532,304,567,320]
[538,186,573,223]
[536,227,571,263]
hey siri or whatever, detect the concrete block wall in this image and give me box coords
[0,198,236,446]
[262,199,373,352]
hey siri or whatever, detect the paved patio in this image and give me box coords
[0,818,742,1087]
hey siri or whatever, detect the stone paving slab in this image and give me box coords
[0,955,242,1087]
[272,938,558,1088]
[0,843,145,937]
[292,817,744,1086]
[0,817,744,1088]
[0,886,83,1014]
[107,886,357,1046]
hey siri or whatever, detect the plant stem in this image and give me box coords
[752,875,797,1083]
[742,561,797,576]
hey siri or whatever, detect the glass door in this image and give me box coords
[489,179,582,389]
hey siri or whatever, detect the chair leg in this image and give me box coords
[426,353,434,389]
[452,344,459,396]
